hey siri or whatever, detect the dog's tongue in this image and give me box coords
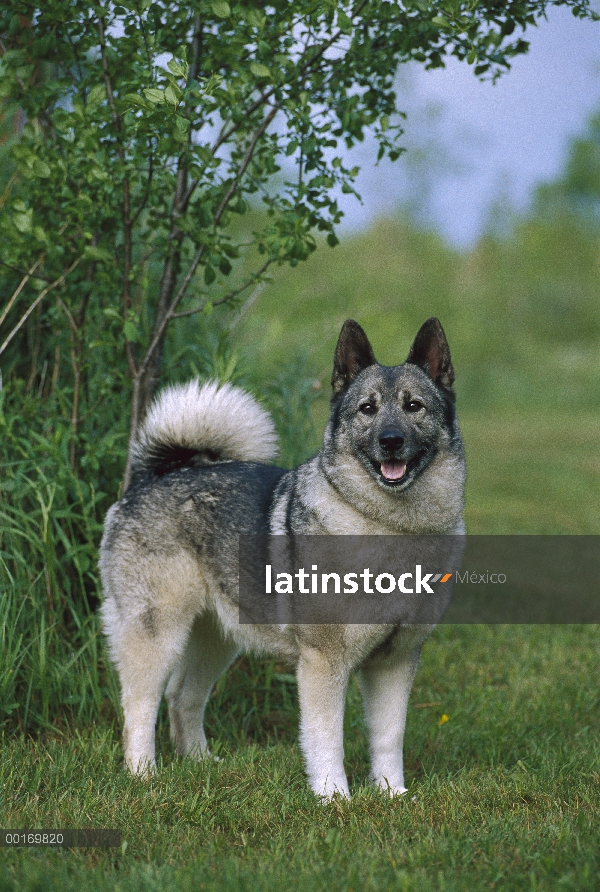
[380,460,406,481]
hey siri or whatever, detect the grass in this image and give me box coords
[461,410,600,533]
[1,626,600,890]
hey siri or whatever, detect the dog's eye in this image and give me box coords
[406,400,424,413]
[359,402,377,416]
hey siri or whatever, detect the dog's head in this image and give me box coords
[325,318,459,493]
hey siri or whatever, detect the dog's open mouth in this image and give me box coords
[370,450,427,487]
[380,460,406,481]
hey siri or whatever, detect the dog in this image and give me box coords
[100,317,465,798]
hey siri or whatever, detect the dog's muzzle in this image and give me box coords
[378,428,407,481]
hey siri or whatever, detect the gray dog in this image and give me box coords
[100,318,465,798]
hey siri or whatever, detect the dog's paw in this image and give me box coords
[373,776,407,797]
[312,775,351,801]
[125,756,156,778]
[184,743,220,763]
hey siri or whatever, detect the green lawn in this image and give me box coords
[2,626,599,891]
[461,411,600,534]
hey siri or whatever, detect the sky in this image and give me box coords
[337,4,600,247]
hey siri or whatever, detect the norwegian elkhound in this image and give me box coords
[100,317,465,798]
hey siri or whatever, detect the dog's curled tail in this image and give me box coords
[130,380,278,478]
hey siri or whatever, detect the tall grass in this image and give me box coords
[0,418,114,732]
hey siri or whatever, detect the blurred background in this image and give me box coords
[227,4,600,534]
[340,4,600,247]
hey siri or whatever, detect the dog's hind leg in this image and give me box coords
[165,612,238,760]
[103,593,198,775]
[116,616,195,775]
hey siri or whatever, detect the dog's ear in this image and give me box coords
[332,319,377,395]
[406,317,455,391]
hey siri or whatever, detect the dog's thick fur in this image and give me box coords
[100,318,465,798]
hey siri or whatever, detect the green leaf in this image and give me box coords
[176,214,195,235]
[143,88,165,104]
[13,211,32,233]
[337,11,353,34]
[211,1,230,18]
[32,158,51,178]
[87,84,106,108]
[204,264,216,285]
[167,58,188,78]
[250,62,271,79]
[195,204,213,227]
[164,85,180,106]
[84,245,113,262]
[246,9,265,28]
[124,93,154,110]
[123,321,140,342]
[175,115,189,132]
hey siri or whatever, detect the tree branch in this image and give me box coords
[0,252,48,331]
[177,0,368,215]
[0,220,71,333]
[130,136,154,225]
[171,259,272,319]
[137,102,279,386]
[98,16,133,321]
[0,256,84,358]
[56,287,91,469]
[179,1,371,249]
[0,170,18,212]
[0,259,52,284]
[135,102,279,387]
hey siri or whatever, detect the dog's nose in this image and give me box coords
[379,428,404,452]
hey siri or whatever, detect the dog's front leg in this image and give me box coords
[296,647,350,799]
[360,636,423,796]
